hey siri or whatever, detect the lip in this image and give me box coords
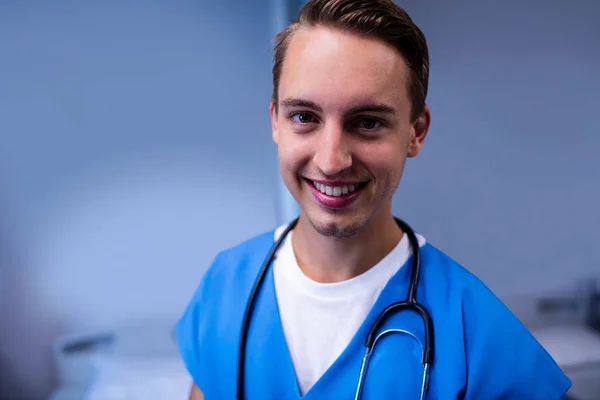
[310,179,367,186]
[306,179,366,209]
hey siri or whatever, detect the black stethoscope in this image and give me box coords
[236,217,434,400]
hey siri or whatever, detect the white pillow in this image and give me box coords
[86,355,191,400]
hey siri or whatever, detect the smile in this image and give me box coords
[311,181,363,197]
[305,179,368,209]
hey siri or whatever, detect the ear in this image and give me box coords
[270,100,279,145]
[407,103,431,158]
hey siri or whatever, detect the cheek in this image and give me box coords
[358,142,407,179]
[277,133,312,172]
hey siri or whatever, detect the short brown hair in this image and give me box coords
[272,0,429,122]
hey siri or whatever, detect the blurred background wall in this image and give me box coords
[0,0,280,397]
[392,0,600,297]
[0,0,598,399]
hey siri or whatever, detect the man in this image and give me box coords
[176,0,572,398]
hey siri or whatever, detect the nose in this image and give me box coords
[313,123,353,176]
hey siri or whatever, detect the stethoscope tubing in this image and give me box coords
[236,217,434,399]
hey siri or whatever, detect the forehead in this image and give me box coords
[279,26,410,110]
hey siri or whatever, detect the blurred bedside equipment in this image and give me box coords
[530,277,600,400]
[48,318,190,400]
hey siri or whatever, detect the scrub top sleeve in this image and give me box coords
[175,252,223,390]
[461,279,572,399]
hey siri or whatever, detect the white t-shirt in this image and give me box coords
[273,224,426,395]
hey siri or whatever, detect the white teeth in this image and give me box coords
[312,181,361,197]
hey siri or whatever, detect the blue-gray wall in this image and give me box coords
[0,1,278,398]
[392,0,600,296]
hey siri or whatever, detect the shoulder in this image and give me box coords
[185,227,277,321]
[174,227,277,389]
[418,243,504,307]
[199,228,277,290]
[420,242,572,399]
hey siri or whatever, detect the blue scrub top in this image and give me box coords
[176,229,572,399]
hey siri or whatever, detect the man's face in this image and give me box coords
[271,26,430,237]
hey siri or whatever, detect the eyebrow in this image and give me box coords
[280,98,322,112]
[280,97,397,115]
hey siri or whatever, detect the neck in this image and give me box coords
[291,209,403,283]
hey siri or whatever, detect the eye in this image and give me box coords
[353,117,383,130]
[291,112,317,124]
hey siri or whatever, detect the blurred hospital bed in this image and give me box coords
[48,319,191,400]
